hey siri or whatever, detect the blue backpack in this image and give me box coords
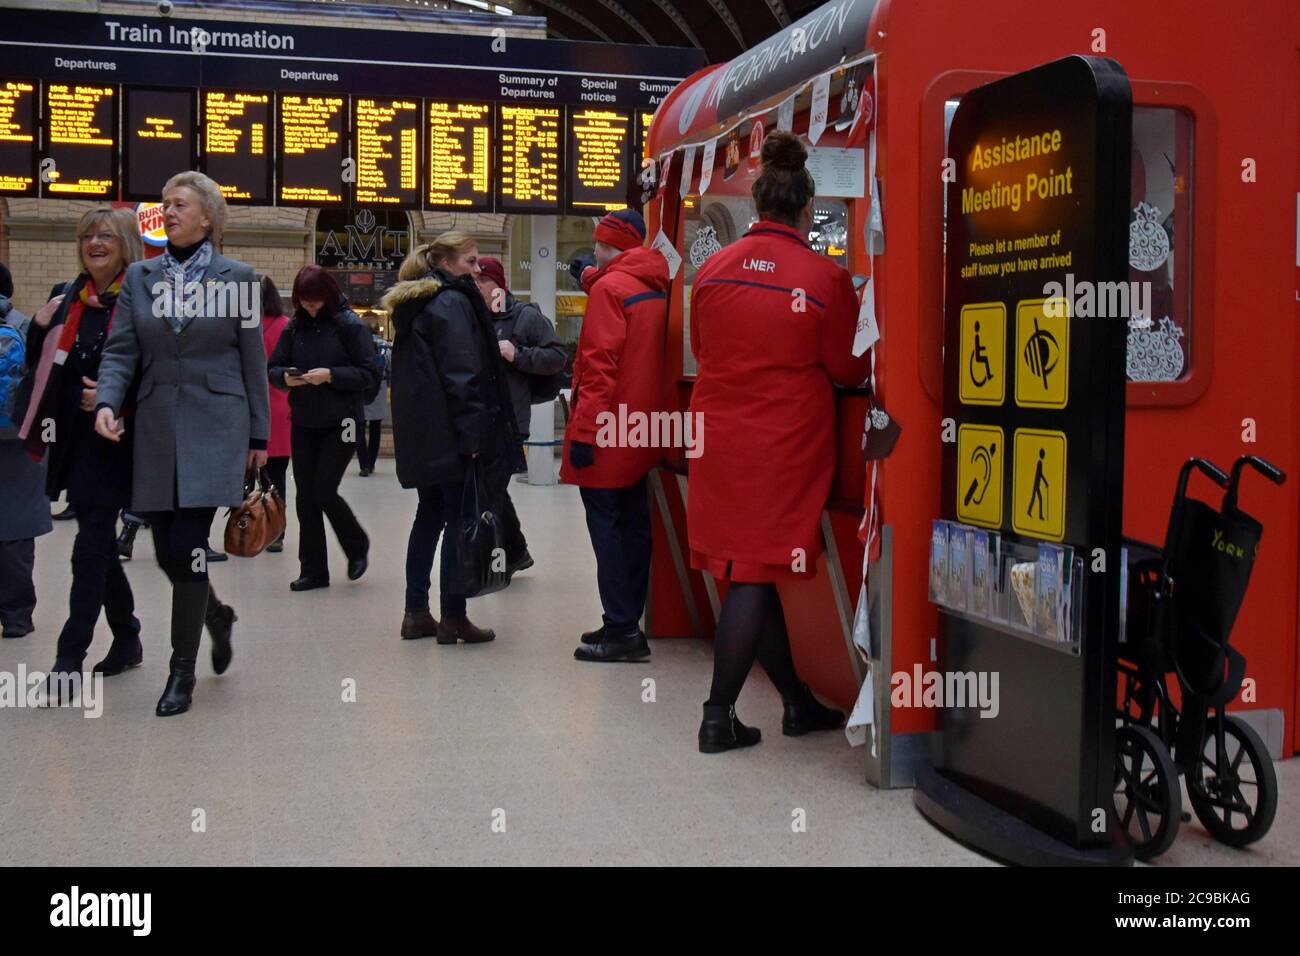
[0,307,27,433]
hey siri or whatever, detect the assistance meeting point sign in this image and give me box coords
[927,55,1132,861]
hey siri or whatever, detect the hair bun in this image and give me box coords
[761,130,807,172]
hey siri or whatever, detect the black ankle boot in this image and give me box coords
[205,598,236,676]
[156,660,197,717]
[782,684,845,736]
[93,620,143,676]
[698,704,762,754]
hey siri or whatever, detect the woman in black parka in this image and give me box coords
[382,231,523,645]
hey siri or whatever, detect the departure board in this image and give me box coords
[353,97,420,206]
[277,93,346,206]
[123,86,196,202]
[0,80,38,196]
[496,104,562,214]
[567,107,631,214]
[44,83,117,197]
[202,90,272,204]
[638,110,655,160]
[426,100,492,212]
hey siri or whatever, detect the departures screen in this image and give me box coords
[277,93,346,206]
[567,107,631,214]
[44,83,116,197]
[426,100,492,211]
[353,97,420,207]
[0,80,38,196]
[202,90,272,204]
[496,104,562,214]
[123,86,196,202]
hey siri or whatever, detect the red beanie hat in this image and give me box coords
[594,208,646,251]
[478,256,509,293]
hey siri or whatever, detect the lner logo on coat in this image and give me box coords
[1012,428,1067,541]
[1015,297,1069,408]
[956,423,1004,529]
[959,302,1005,406]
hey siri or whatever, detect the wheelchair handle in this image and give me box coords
[1225,455,1286,509]
[1175,457,1229,500]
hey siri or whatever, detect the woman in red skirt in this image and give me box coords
[688,131,872,753]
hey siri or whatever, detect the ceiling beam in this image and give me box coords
[594,0,659,45]
[702,0,747,52]
[762,1,791,28]
[529,0,615,42]
[647,0,703,49]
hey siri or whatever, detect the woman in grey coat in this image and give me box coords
[94,171,270,717]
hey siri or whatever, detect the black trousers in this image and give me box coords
[356,420,383,471]
[0,538,36,634]
[499,486,528,562]
[578,476,651,632]
[265,455,291,540]
[292,423,369,581]
[147,507,219,583]
[54,506,138,667]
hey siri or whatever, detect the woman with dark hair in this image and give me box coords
[268,265,378,591]
[259,276,292,552]
[382,231,523,644]
[94,170,270,716]
[687,131,872,753]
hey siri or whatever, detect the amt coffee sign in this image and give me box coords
[316,209,409,270]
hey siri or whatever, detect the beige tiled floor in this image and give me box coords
[2,461,1297,866]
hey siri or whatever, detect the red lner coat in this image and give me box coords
[687,220,871,582]
[560,245,671,489]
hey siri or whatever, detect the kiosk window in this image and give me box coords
[681,193,849,375]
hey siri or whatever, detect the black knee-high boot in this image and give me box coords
[156,581,208,717]
[204,583,236,675]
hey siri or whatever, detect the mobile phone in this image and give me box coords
[285,367,305,378]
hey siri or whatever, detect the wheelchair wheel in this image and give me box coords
[1113,724,1181,860]
[1188,715,1277,847]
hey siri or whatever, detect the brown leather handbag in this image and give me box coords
[224,467,287,558]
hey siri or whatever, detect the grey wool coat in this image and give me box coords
[95,250,271,512]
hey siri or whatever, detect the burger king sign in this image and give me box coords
[136,202,168,248]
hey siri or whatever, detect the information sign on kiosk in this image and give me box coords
[915,56,1133,866]
[202,90,273,204]
[0,80,38,196]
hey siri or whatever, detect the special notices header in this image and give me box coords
[962,128,1074,215]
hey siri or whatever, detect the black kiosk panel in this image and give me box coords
[277,93,346,206]
[426,101,492,212]
[918,55,1132,865]
[202,90,272,204]
[0,80,38,197]
[43,83,116,198]
[123,86,197,202]
[496,104,562,214]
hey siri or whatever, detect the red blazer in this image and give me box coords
[261,314,292,458]
[560,245,671,489]
[687,220,870,569]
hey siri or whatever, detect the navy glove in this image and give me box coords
[568,253,596,285]
[569,440,595,470]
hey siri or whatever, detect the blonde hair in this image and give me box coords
[76,205,143,274]
[162,170,228,242]
[398,230,478,280]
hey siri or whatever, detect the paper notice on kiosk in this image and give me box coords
[809,74,830,145]
[699,139,716,194]
[678,145,696,199]
[776,94,795,133]
[652,228,681,279]
[846,581,876,753]
[853,278,880,356]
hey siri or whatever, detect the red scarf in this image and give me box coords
[56,274,122,355]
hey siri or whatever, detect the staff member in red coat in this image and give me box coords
[560,209,670,663]
[688,131,871,753]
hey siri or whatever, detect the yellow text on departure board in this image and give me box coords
[427,101,491,207]
[355,98,419,204]
[500,105,560,205]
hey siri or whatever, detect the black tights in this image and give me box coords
[707,582,804,708]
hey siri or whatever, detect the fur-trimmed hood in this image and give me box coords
[380,275,442,312]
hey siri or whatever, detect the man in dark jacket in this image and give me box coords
[475,256,567,574]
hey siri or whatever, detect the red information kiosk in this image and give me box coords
[641,0,1300,797]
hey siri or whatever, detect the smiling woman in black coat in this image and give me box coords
[268,265,379,592]
[382,231,523,645]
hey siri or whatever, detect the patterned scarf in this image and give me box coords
[156,239,214,332]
